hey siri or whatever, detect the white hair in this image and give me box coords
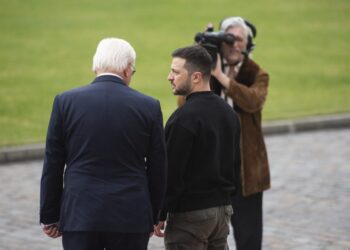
[219,17,252,43]
[92,38,136,73]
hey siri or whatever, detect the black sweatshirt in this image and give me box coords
[160,91,240,221]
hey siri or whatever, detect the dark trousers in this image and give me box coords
[231,192,263,250]
[62,231,150,250]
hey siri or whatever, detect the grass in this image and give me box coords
[0,0,349,146]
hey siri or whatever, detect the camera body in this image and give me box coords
[194,31,235,68]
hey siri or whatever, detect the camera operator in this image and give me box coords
[210,16,271,250]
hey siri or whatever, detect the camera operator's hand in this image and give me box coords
[206,23,214,32]
[211,54,231,89]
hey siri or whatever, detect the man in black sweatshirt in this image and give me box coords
[154,45,240,249]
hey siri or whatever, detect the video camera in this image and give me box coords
[194,26,235,68]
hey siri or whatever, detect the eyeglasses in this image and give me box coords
[131,65,136,75]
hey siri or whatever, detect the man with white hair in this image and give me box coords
[40,37,167,250]
[211,17,271,250]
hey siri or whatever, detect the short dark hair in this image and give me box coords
[172,45,212,81]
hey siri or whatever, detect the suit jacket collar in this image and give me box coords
[91,75,126,86]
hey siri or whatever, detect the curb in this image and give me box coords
[262,113,350,135]
[0,144,44,164]
[1,113,350,164]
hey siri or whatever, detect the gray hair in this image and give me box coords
[92,38,136,73]
[219,17,252,43]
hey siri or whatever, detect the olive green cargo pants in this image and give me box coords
[164,205,233,250]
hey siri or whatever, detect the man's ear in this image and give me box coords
[123,68,129,78]
[192,72,202,84]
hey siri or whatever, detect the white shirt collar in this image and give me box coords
[97,72,124,79]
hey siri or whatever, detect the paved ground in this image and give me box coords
[0,129,349,249]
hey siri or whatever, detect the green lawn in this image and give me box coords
[1,0,349,146]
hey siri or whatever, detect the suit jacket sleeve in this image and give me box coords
[40,95,66,224]
[145,101,167,225]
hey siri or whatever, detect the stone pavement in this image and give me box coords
[0,128,349,249]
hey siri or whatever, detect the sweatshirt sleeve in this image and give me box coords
[159,123,195,221]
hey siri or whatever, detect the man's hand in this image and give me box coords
[42,224,62,238]
[154,221,166,237]
[211,54,230,89]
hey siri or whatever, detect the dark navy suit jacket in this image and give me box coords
[40,75,167,233]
